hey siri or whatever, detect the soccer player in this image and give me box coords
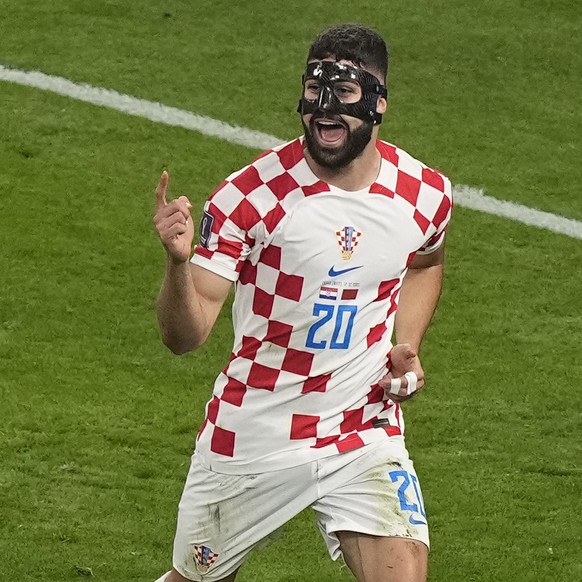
[153,23,452,582]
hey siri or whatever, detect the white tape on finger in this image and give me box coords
[389,377,402,395]
[404,371,418,395]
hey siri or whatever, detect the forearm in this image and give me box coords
[156,260,210,354]
[394,263,443,352]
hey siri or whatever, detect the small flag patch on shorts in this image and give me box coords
[193,544,219,574]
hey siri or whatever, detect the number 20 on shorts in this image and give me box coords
[305,303,358,350]
[389,469,427,526]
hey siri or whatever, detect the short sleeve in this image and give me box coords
[416,174,453,255]
[191,179,262,281]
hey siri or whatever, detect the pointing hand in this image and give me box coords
[153,171,195,263]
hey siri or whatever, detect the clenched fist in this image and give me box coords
[379,343,426,402]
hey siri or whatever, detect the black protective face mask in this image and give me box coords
[297,61,387,125]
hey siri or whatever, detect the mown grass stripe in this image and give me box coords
[2,64,581,241]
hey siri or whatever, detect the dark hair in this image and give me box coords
[307,23,389,81]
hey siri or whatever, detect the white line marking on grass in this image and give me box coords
[453,185,582,240]
[2,64,582,241]
[0,65,283,150]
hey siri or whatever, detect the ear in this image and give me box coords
[376,96,388,114]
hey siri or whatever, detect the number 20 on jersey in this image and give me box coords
[305,303,358,350]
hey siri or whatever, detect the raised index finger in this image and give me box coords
[155,170,169,211]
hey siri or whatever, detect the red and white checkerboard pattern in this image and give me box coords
[371,141,452,253]
[191,137,452,473]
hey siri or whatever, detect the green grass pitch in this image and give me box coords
[0,1,581,580]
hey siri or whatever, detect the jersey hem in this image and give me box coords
[416,234,445,255]
[195,431,406,475]
[190,253,239,282]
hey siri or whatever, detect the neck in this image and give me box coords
[304,138,382,192]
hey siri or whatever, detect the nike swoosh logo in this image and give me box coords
[328,265,363,277]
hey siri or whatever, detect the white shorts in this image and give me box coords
[172,440,428,581]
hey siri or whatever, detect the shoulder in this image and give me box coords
[376,140,453,234]
[206,138,306,231]
[377,139,451,196]
[218,138,305,196]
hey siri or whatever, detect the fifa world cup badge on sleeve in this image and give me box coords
[199,210,215,248]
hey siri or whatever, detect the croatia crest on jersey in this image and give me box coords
[336,226,362,260]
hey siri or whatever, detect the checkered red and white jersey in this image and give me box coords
[191,138,452,473]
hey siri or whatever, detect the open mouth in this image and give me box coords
[313,117,348,146]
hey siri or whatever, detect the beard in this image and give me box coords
[302,115,375,170]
